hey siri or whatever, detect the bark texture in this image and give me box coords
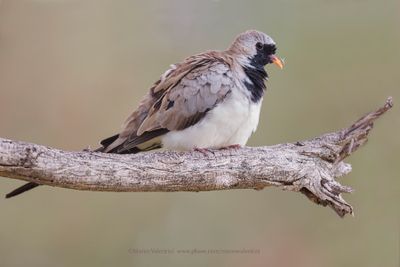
[0,98,393,217]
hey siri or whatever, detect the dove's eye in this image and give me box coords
[255,42,263,50]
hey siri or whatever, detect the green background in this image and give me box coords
[0,0,399,266]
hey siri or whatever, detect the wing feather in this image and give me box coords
[100,53,234,153]
[137,60,233,135]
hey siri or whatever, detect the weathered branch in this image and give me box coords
[0,97,393,217]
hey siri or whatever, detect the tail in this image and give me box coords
[6,130,166,198]
[5,182,40,199]
[4,136,118,199]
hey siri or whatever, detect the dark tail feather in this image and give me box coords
[6,182,40,199]
[96,129,168,154]
[6,130,166,198]
[94,133,120,152]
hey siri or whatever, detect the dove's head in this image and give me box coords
[228,30,283,70]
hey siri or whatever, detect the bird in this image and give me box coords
[5,29,283,198]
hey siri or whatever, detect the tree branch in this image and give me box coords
[0,97,393,217]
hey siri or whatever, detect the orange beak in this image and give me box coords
[270,55,284,69]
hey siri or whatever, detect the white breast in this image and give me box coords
[161,89,262,151]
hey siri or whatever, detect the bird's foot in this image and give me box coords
[193,147,215,156]
[220,144,242,150]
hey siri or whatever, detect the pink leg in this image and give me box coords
[193,147,215,156]
[220,144,242,150]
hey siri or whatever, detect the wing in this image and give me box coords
[137,59,233,135]
[99,53,234,153]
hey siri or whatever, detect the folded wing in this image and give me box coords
[99,54,234,154]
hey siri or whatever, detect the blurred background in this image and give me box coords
[0,0,399,266]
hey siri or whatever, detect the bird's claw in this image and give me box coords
[220,144,242,150]
[193,147,215,156]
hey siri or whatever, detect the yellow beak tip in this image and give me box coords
[270,55,284,69]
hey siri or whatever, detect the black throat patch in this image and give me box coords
[243,44,276,103]
[243,64,268,103]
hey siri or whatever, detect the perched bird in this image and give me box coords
[6,30,283,198]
